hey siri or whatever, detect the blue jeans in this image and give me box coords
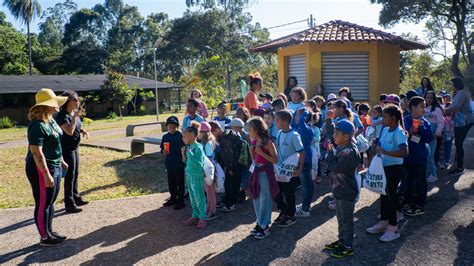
[427,138,437,178]
[443,138,453,165]
[300,163,313,211]
[241,169,250,190]
[405,164,427,207]
[252,171,273,228]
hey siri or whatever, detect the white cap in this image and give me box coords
[327,93,337,102]
[230,118,245,128]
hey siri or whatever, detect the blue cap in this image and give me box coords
[336,119,355,135]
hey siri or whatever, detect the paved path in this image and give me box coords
[1,168,472,265]
[0,124,161,152]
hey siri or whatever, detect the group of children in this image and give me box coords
[159,82,457,259]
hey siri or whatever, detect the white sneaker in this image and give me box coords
[379,229,400,242]
[367,221,388,234]
[427,175,438,183]
[295,206,310,218]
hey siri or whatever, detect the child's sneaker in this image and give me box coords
[402,204,411,211]
[250,224,262,236]
[278,216,296,228]
[404,205,425,216]
[324,241,343,251]
[222,205,236,212]
[426,174,438,183]
[379,228,400,242]
[295,205,310,218]
[196,219,206,229]
[174,201,185,210]
[206,212,218,221]
[330,246,354,258]
[274,212,284,223]
[216,202,226,208]
[183,217,198,226]
[254,226,270,240]
[328,199,336,210]
[163,198,176,207]
[367,221,388,234]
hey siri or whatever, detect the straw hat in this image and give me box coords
[31,88,68,110]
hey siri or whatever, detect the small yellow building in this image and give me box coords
[251,20,428,104]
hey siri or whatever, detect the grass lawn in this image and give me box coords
[0,112,185,143]
[0,146,168,209]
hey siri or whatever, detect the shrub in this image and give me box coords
[106,112,118,120]
[82,117,93,125]
[0,117,15,129]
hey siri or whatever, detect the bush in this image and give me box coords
[0,117,15,129]
[106,112,118,120]
[82,117,94,125]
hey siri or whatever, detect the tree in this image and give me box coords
[62,8,107,73]
[371,0,473,89]
[0,11,29,74]
[3,0,41,75]
[38,0,78,50]
[100,71,134,117]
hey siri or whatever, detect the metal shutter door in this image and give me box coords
[288,54,307,89]
[322,52,369,100]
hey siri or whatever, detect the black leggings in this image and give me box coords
[167,164,185,202]
[381,165,403,226]
[25,158,61,238]
[454,124,473,169]
[223,166,243,207]
[63,149,82,208]
[275,178,297,217]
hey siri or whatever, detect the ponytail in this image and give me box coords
[383,104,405,130]
[185,121,200,136]
[335,100,353,122]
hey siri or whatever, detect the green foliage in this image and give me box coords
[400,51,454,93]
[371,0,472,89]
[100,71,134,117]
[82,117,93,125]
[0,11,29,74]
[106,111,118,120]
[0,117,15,129]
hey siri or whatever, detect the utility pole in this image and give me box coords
[308,14,315,28]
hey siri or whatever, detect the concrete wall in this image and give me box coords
[277,42,401,105]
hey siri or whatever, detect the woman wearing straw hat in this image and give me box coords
[26,88,69,246]
[56,90,89,213]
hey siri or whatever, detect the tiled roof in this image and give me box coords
[250,20,428,53]
[0,75,181,94]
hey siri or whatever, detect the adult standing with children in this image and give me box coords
[444,77,473,175]
[56,91,89,213]
[245,72,263,115]
[26,88,69,246]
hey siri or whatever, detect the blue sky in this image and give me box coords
[0,0,427,42]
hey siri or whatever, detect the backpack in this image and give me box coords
[218,130,243,170]
[238,140,251,168]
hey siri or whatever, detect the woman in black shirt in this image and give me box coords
[56,91,89,213]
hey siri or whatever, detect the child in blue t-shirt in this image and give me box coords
[274,110,305,228]
[288,87,306,113]
[263,109,279,141]
[367,105,408,243]
[212,102,231,131]
[182,98,205,129]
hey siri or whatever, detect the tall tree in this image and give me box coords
[38,0,78,50]
[0,11,29,74]
[3,0,41,75]
[100,71,134,117]
[371,0,473,87]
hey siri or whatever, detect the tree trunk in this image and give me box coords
[27,21,32,75]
